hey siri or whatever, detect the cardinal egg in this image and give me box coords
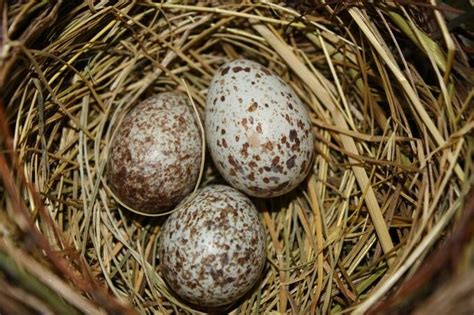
[107,92,202,214]
[205,59,314,197]
[158,185,266,307]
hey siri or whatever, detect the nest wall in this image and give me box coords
[0,1,473,314]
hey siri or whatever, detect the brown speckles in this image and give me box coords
[209,268,224,282]
[228,155,237,167]
[272,156,280,166]
[219,253,230,265]
[221,129,226,135]
[297,119,305,129]
[241,118,248,129]
[265,141,274,151]
[289,129,298,142]
[263,177,270,184]
[224,276,235,284]
[202,254,216,264]
[221,66,230,75]
[291,143,300,152]
[222,139,228,148]
[232,66,243,73]
[248,102,258,112]
[256,123,263,134]
[250,237,258,246]
[241,143,249,158]
[220,95,226,102]
[286,155,297,169]
[237,257,248,264]
[123,149,131,162]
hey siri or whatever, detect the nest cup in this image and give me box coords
[1,1,473,314]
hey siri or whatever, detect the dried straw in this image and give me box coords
[0,1,472,314]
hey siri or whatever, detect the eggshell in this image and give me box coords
[205,59,314,197]
[107,92,201,214]
[158,185,266,308]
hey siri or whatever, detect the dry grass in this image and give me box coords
[0,1,473,314]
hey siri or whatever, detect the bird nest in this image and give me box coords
[0,1,473,314]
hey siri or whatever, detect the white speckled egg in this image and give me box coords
[205,59,314,198]
[107,92,202,214]
[158,184,266,308]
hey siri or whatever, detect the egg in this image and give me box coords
[107,92,202,214]
[158,184,266,308]
[205,59,314,198]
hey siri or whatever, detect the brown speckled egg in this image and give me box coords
[107,92,201,214]
[205,59,314,198]
[158,184,266,308]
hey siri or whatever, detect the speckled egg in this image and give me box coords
[205,59,314,198]
[158,184,266,308]
[107,92,202,214]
